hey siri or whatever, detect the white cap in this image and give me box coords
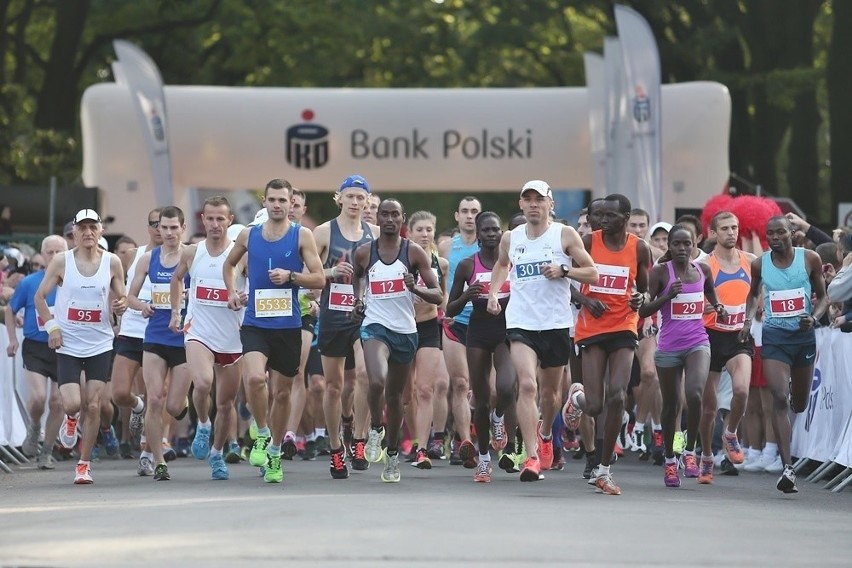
[649,221,673,236]
[227,223,246,241]
[249,208,268,226]
[73,208,101,224]
[3,247,24,267]
[97,237,109,251]
[520,180,552,198]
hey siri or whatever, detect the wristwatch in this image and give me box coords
[560,264,571,278]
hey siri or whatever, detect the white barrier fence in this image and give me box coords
[0,328,28,448]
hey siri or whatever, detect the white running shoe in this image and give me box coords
[764,455,783,473]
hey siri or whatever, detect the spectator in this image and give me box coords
[0,204,11,235]
[63,221,75,249]
[828,234,852,305]
[785,212,832,246]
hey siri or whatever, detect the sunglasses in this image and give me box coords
[148,220,160,228]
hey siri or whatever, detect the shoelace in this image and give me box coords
[331,451,346,470]
[653,432,663,446]
[477,461,490,476]
[492,418,506,441]
[665,463,678,478]
[65,418,77,436]
[684,455,698,470]
[354,441,366,459]
[726,435,742,452]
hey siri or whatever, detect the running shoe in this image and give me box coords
[683,453,699,478]
[175,396,190,420]
[351,439,369,470]
[365,426,385,463]
[153,463,170,481]
[163,441,177,462]
[449,438,463,465]
[209,453,229,480]
[59,414,79,449]
[427,437,446,460]
[316,435,330,456]
[630,429,646,453]
[74,462,93,484]
[224,441,242,464]
[594,472,621,495]
[664,462,681,487]
[474,459,492,483]
[720,457,739,476]
[100,425,119,457]
[129,407,145,440]
[119,441,133,459]
[744,452,775,472]
[776,465,798,494]
[330,447,349,479]
[412,447,432,470]
[302,439,318,461]
[722,432,745,464]
[248,419,258,441]
[583,453,600,480]
[616,412,631,452]
[551,455,566,471]
[536,421,554,470]
[341,415,354,455]
[458,439,477,469]
[91,446,100,462]
[176,437,191,457]
[281,431,298,460]
[562,383,584,431]
[37,452,57,470]
[673,431,686,455]
[764,455,783,474]
[698,456,714,484]
[249,433,271,467]
[23,423,40,458]
[651,430,664,465]
[381,451,401,483]
[138,456,154,476]
[191,425,211,460]
[491,412,507,451]
[519,456,543,482]
[498,452,519,473]
[264,452,283,483]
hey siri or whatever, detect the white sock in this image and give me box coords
[198,420,212,430]
[724,428,736,438]
[479,452,490,463]
[598,464,611,475]
[652,421,662,431]
[141,450,153,460]
[763,443,778,459]
[210,447,222,457]
[132,397,145,413]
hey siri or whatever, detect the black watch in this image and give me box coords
[560,264,571,278]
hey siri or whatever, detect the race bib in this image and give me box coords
[195,278,228,307]
[151,283,171,309]
[769,288,806,318]
[589,264,629,295]
[417,267,440,287]
[715,303,746,331]
[329,283,356,312]
[513,249,552,283]
[370,276,407,299]
[37,306,55,332]
[66,301,103,325]
[254,288,293,317]
[671,292,704,320]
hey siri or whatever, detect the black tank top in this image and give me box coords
[319,218,374,331]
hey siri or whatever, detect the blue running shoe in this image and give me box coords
[192,425,211,460]
[224,441,242,464]
[209,453,229,480]
[101,426,119,457]
[91,445,100,462]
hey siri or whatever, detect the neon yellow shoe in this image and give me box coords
[264,452,283,483]
[249,433,270,467]
[248,419,258,441]
[673,431,686,455]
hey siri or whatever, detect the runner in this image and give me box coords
[168,196,243,480]
[406,211,449,469]
[447,211,514,482]
[739,215,828,493]
[223,178,326,484]
[5,235,68,468]
[568,194,650,495]
[352,199,442,482]
[112,208,162,473]
[362,193,381,225]
[639,224,726,488]
[313,174,377,479]
[699,211,756,483]
[438,196,481,467]
[487,180,598,482]
[127,206,192,481]
[34,209,127,484]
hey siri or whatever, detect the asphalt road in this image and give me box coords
[1,451,850,567]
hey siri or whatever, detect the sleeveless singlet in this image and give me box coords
[657,261,708,352]
[143,247,188,348]
[55,250,114,357]
[703,250,752,332]
[468,252,510,320]
[320,219,375,329]
[447,233,479,326]
[243,223,302,330]
[761,248,812,331]
[184,240,242,353]
[120,245,153,339]
[362,240,416,334]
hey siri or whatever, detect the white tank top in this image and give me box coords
[184,240,243,353]
[55,249,115,357]
[362,240,417,334]
[506,222,574,331]
[119,245,152,339]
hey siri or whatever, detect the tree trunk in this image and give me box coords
[34,0,90,131]
[828,0,852,227]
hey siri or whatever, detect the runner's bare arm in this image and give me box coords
[109,253,128,316]
[486,231,512,315]
[127,252,152,314]
[223,227,249,302]
[296,227,327,290]
[407,242,442,305]
[34,253,66,348]
[739,257,764,342]
[805,249,830,323]
[445,257,476,317]
[638,264,671,318]
[170,245,195,314]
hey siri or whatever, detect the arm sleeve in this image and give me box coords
[805,225,833,246]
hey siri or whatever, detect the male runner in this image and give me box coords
[487,180,598,481]
[34,209,127,484]
[353,199,442,482]
[740,216,828,493]
[169,196,243,480]
[313,174,378,479]
[223,178,325,484]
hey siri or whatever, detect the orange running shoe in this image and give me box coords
[74,462,93,485]
[520,456,543,482]
[698,456,714,484]
[537,421,554,470]
[412,447,432,470]
[722,432,745,464]
[474,460,492,483]
[594,472,621,495]
[458,440,477,469]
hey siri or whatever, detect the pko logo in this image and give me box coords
[633,86,651,123]
[804,349,821,432]
[286,109,329,169]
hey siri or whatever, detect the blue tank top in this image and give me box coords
[8,271,55,342]
[319,218,374,331]
[243,223,303,330]
[144,247,188,347]
[447,233,479,326]
[762,248,812,331]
